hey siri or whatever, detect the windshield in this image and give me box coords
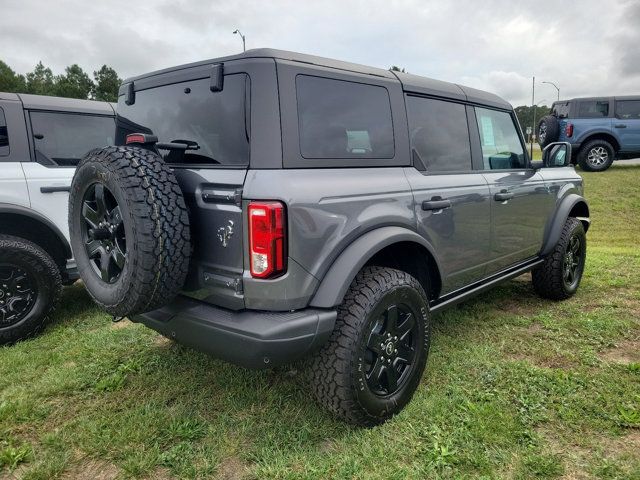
[116,73,250,166]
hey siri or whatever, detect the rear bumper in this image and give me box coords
[131,295,337,369]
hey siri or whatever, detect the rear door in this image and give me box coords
[473,107,553,274]
[21,110,116,244]
[403,96,491,293]
[614,99,640,151]
[116,59,280,310]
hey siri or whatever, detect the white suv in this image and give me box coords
[0,92,115,344]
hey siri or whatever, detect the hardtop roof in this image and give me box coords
[0,92,115,115]
[122,48,512,110]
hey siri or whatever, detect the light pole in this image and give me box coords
[542,81,560,101]
[233,29,246,52]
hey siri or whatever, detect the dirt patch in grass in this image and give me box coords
[215,455,249,480]
[62,459,119,479]
[111,319,132,330]
[507,352,576,370]
[599,339,640,364]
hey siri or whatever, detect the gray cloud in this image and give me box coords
[0,0,636,106]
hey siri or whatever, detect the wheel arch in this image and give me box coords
[540,195,590,257]
[0,204,71,269]
[309,226,443,309]
[578,132,620,152]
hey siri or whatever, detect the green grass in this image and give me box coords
[1,165,639,479]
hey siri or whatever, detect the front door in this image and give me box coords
[404,96,491,294]
[614,99,640,151]
[472,106,553,274]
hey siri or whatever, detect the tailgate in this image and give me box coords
[175,168,247,310]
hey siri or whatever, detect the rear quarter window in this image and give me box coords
[577,100,609,118]
[0,108,9,156]
[295,75,394,160]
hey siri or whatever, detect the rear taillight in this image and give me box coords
[566,123,574,138]
[248,201,286,278]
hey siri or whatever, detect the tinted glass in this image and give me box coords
[0,108,8,156]
[578,100,609,118]
[116,74,249,166]
[475,107,526,170]
[616,100,640,119]
[31,112,115,167]
[296,75,394,159]
[406,96,471,172]
[552,102,570,118]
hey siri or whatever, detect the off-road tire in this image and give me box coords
[537,115,560,148]
[69,146,190,317]
[0,235,61,344]
[532,217,586,300]
[577,139,615,172]
[309,266,430,427]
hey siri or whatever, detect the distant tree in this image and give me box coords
[25,61,56,95]
[514,104,551,137]
[54,64,93,99]
[389,65,406,73]
[0,61,26,93]
[92,65,121,102]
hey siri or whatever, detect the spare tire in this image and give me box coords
[69,146,191,317]
[537,115,559,148]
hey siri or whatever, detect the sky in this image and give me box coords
[1,0,638,106]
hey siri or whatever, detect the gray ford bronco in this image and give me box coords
[68,49,590,426]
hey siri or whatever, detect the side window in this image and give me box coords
[30,112,115,167]
[475,107,526,170]
[406,96,471,172]
[0,108,9,156]
[296,75,394,159]
[577,100,609,118]
[616,100,640,119]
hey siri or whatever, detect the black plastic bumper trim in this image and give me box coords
[131,295,337,369]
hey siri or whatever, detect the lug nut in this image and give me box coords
[394,349,398,354]
[394,336,397,340]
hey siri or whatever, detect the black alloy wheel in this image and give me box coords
[0,265,37,327]
[563,233,584,290]
[365,302,419,396]
[81,183,127,283]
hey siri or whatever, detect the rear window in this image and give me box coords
[296,75,394,159]
[552,102,570,118]
[577,100,609,118]
[30,112,115,167]
[0,108,8,156]
[616,100,640,119]
[406,96,471,172]
[116,74,249,166]
[475,107,526,170]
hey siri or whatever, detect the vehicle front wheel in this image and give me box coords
[309,266,430,426]
[577,140,615,172]
[532,217,586,300]
[0,235,61,344]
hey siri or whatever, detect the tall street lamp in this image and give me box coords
[233,29,246,52]
[542,81,560,101]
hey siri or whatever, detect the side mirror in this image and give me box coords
[541,142,572,168]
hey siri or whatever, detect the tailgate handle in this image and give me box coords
[201,188,242,206]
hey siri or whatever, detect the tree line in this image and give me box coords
[0,60,121,102]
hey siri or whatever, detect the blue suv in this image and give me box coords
[538,96,640,171]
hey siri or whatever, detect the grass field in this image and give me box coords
[1,164,639,479]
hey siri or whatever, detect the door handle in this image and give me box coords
[40,186,71,193]
[614,124,627,128]
[421,198,452,211]
[494,191,514,202]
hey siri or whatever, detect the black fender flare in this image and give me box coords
[309,226,442,308]
[540,194,590,256]
[0,203,72,258]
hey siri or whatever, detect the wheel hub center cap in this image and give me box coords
[384,340,396,357]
